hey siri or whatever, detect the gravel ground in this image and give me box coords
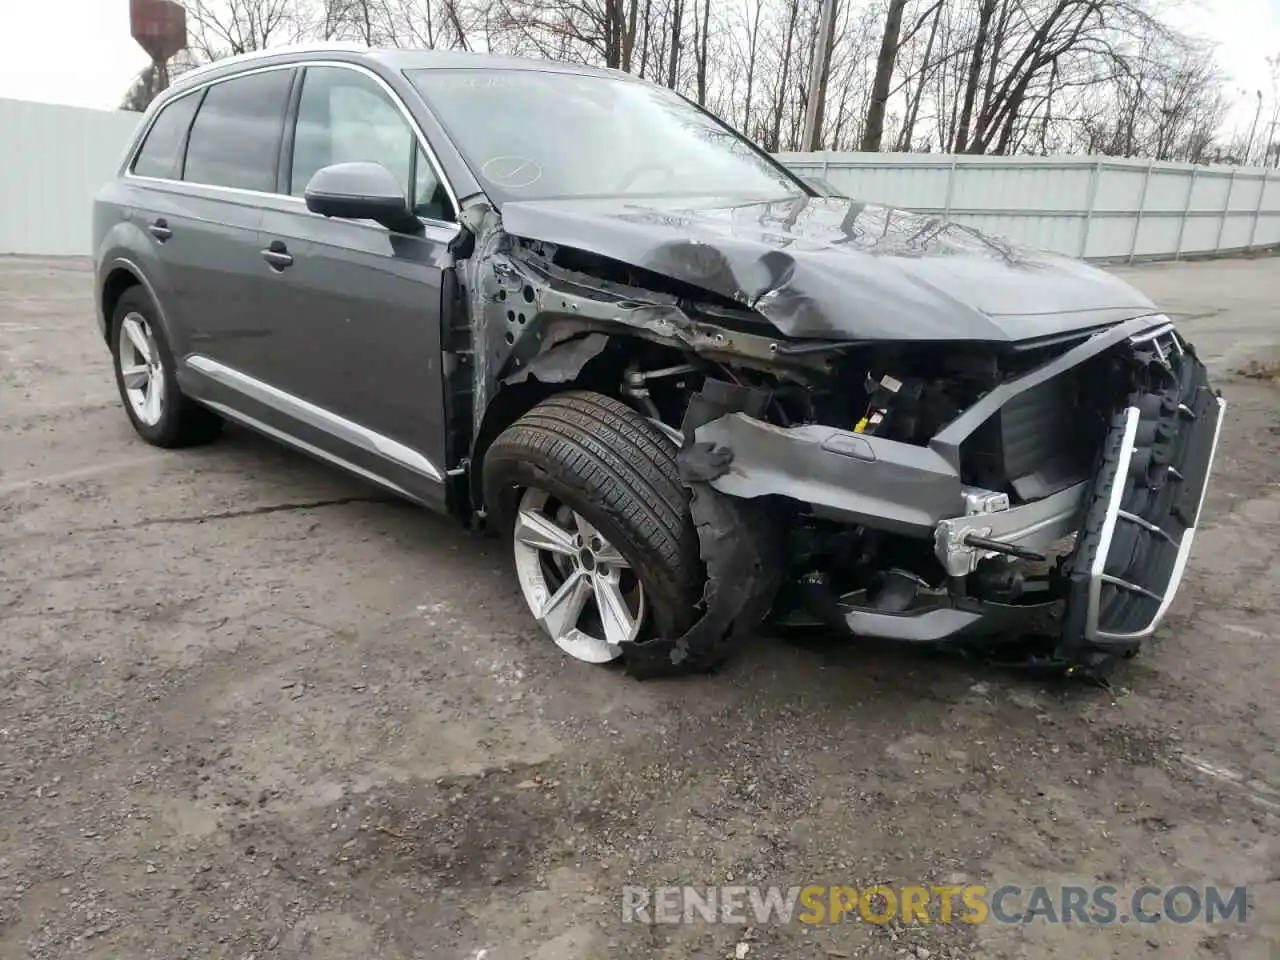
[1,255,1277,960]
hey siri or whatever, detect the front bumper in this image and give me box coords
[1057,324,1226,666]
[692,318,1225,670]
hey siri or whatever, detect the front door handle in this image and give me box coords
[261,240,293,271]
[148,218,172,242]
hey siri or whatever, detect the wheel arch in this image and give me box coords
[98,259,173,347]
[469,331,651,523]
[100,265,141,342]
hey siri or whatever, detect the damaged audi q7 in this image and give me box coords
[93,45,1226,680]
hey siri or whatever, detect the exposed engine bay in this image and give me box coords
[445,200,1227,681]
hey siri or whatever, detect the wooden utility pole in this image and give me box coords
[1245,90,1264,165]
[800,0,838,151]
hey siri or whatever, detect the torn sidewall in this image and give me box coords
[621,438,784,678]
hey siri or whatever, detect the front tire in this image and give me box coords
[483,391,704,666]
[110,287,222,448]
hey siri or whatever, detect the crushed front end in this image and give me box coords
[684,315,1225,677]
[452,207,1226,679]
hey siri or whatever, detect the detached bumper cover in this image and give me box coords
[1057,329,1226,667]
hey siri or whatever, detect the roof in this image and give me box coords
[370,48,628,80]
[166,43,633,97]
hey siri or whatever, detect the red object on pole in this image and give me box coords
[131,0,188,63]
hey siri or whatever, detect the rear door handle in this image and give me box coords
[148,218,172,242]
[261,240,293,271]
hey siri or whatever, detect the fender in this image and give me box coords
[95,216,176,349]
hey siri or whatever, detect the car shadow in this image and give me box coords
[196,424,1121,703]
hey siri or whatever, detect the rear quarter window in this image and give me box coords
[183,69,294,193]
[131,91,201,180]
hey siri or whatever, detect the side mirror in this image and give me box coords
[304,162,421,233]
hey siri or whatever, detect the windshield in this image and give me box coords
[407,68,805,204]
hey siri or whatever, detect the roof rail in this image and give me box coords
[174,42,370,86]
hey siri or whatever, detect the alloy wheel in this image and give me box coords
[118,312,165,427]
[511,487,646,663]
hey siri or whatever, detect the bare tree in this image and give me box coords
[738,0,764,134]
[895,0,943,150]
[120,65,169,112]
[185,0,307,58]
[1076,30,1226,163]
[860,0,907,151]
[120,49,202,111]
[760,0,802,150]
[490,0,643,67]
[952,0,997,152]
[692,0,711,103]
[154,0,1237,163]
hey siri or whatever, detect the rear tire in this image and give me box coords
[483,391,704,665]
[110,287,222,448]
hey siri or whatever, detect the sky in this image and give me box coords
[1166,0,1280,138]
[0,0,1277,135]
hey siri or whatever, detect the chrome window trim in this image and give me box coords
[172,42,372,89]
[186,354,444,483]
[120,174,459,242]
[127,86,205,181]
[123,58,460,229]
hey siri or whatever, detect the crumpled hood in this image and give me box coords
[498,194,1159,342]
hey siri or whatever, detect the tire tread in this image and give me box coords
[484,390,703,644]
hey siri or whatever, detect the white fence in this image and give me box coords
[779,151,1280,262]
[0,98,142,257]
[2,97,1280,261]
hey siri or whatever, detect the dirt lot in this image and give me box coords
[1,255,1278,960]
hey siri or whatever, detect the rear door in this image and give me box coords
[119,87,206,354]
[252,63,457,510]
[167,67,297,380]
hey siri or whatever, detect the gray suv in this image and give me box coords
[94,44,1226,680]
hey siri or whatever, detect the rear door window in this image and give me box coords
[131,90,201,180]
[183,69,294,193]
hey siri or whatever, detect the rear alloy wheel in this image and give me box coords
[110,287,222,448]
[483,390,704,668]
[118,312,166,427]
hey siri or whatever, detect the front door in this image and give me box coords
[254,64,457,510]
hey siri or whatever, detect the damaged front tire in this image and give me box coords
[483,391,706,672]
